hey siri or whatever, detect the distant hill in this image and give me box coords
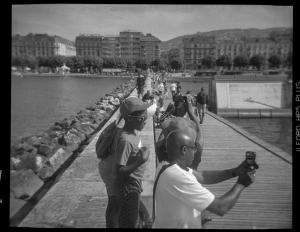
[160,27,292,53]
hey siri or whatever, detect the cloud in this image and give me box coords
[12,4,293,41]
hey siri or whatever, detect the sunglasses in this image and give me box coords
[127,115,147,122]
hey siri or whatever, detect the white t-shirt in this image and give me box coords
[153,164,215,229]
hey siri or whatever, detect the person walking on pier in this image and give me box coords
[196,88,208,124]
[136,73,145,99]
[116,97,152,228]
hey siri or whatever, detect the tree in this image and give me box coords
[71,56,84,72]
[170,60,182,71]
[37,56,49,67]
[233,55,249,69]
[135,59,148,70]
[103,57,116,68]
[201,56,216,69]
[48,56,65,69]
[249,55,265,70]
[150,59,161,72]
[268,55,282,69]
[216,55,232,69]
[24,55,38,70]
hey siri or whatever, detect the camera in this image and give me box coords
[245,151,258,169]
[182,96,188,102]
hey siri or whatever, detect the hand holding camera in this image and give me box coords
[233,151,259,177]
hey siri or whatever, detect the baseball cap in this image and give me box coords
[120,96,148,118]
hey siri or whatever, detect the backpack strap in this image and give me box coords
[152,163,175,222]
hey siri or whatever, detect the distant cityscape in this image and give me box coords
[12,28,292,70]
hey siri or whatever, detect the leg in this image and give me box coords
[106,195,120,228]
[200,104,206,124]
[138,199,152,228]
[197,104,202,123]
[119,191,140,228]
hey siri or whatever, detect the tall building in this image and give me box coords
[141,33,161,64]
[119,30,144,62]
[75,34,103,57]
[102,36,121,58]
[183,36,216,69]
[12,33,76,57]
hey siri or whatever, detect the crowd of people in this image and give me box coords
[97,69,259,228]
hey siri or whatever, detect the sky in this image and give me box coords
[12,4,293,42]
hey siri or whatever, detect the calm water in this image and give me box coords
[178,81,292,156]
[11,75,129,144]
[226,118,292,155]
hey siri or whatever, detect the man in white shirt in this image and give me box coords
[153,103,258,228]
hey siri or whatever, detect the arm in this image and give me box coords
[192,168,236,185]
[116,146,149,177]
[206,183,245,216]
[206,170,255,216]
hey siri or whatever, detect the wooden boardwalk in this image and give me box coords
[154,93,292,229]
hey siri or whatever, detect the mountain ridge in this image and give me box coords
[160,27,292,52]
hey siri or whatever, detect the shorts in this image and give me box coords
[98,160,120,196]
[197,103,206,113]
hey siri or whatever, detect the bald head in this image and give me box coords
[166,129,195,162]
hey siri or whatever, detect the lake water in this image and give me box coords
[11,75,129,144]
[226,118,292,155]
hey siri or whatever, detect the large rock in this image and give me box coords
[48,148,72,172]
[59,129,82,151]
[13,142,37,157]
[17,152,40,172]
[73,123,95,137]
[10,169,44,200]
[36,144,53,157]
[36,164,55,180]
[109,98,120,106]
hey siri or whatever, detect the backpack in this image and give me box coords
[95,120,121,159]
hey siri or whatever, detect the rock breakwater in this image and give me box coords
[10,79,136,218]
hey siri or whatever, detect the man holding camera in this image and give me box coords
[153,100,258,228]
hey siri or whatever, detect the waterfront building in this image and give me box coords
[181,32,292,70]
[75,34,103,57]
[119,30,144,62]
[12,33,76,57]
[141,33,161,64]
[183,36,216,70]
[102,36,121,58]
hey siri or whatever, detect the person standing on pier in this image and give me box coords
[196,88,208,124]
[153,100,258,228]
[116,97,152,228]
[136,73,145,99]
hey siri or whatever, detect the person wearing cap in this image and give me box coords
[153,100,258,228]
[116,96,152,228]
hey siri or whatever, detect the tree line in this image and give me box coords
[12,53,292,73]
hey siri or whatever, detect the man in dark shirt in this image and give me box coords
[136,73,145,99]
[196,88,208,124]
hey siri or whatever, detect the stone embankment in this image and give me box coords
[10,78,136,218]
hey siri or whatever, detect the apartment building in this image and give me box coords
[181,33,292,70]
[119,30,144,62]
[102,36,121,58]
[141,33,161,64]
[75,34,103,57]
[12,33,76,57]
